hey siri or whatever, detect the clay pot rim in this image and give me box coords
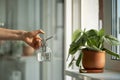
[82,48,105,53]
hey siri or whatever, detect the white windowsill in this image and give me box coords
[65,69,120,80]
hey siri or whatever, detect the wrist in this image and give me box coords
[19,30,28,41]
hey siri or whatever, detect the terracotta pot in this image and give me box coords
[82,49,105,73]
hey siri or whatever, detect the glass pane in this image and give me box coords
[112,0,120,59]
[39,0,64,80]
[0,0,64,80]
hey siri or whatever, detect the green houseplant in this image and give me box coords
[68,29,120,73]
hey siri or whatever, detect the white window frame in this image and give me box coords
[103,0,120,71]
[64,0,81,80]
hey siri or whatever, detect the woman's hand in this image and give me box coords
[0,28,44,49]
[23,30,45,49]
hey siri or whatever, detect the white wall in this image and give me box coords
[72,0,81,31]
[81,0,99,30]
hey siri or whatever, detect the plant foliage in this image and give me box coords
[68,29,120,67]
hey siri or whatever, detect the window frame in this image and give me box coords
[111,0,120,60]
[103,0,120,71]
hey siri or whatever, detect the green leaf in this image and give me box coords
[69,34,87,55]
[76,52,83,67]
[98,29,105,37]
[103,48,120,58]
[97,36,104,49]
[72,29,81,42]
[86,29,98,37]
[105,35,120,45]
[87,38,98,47]
[92,45,102,51]
[68,57,75,67]
[77,34,87,46]
[69,47,78,55]
[69,42,79,55]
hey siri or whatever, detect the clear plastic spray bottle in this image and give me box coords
[36,36,53,62]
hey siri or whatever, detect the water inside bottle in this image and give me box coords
[37,47,51,62]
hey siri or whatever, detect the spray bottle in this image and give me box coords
[36,36,53,62]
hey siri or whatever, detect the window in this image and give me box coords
[112,0,120,59]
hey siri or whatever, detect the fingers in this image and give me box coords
[24,29,45,49]
[36,29,45,34]
[39,29,45,34]
[32,30,45,36]
[32,37,42,49]
[35,35,42,40]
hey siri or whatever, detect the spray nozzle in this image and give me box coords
[41,35,54,51]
